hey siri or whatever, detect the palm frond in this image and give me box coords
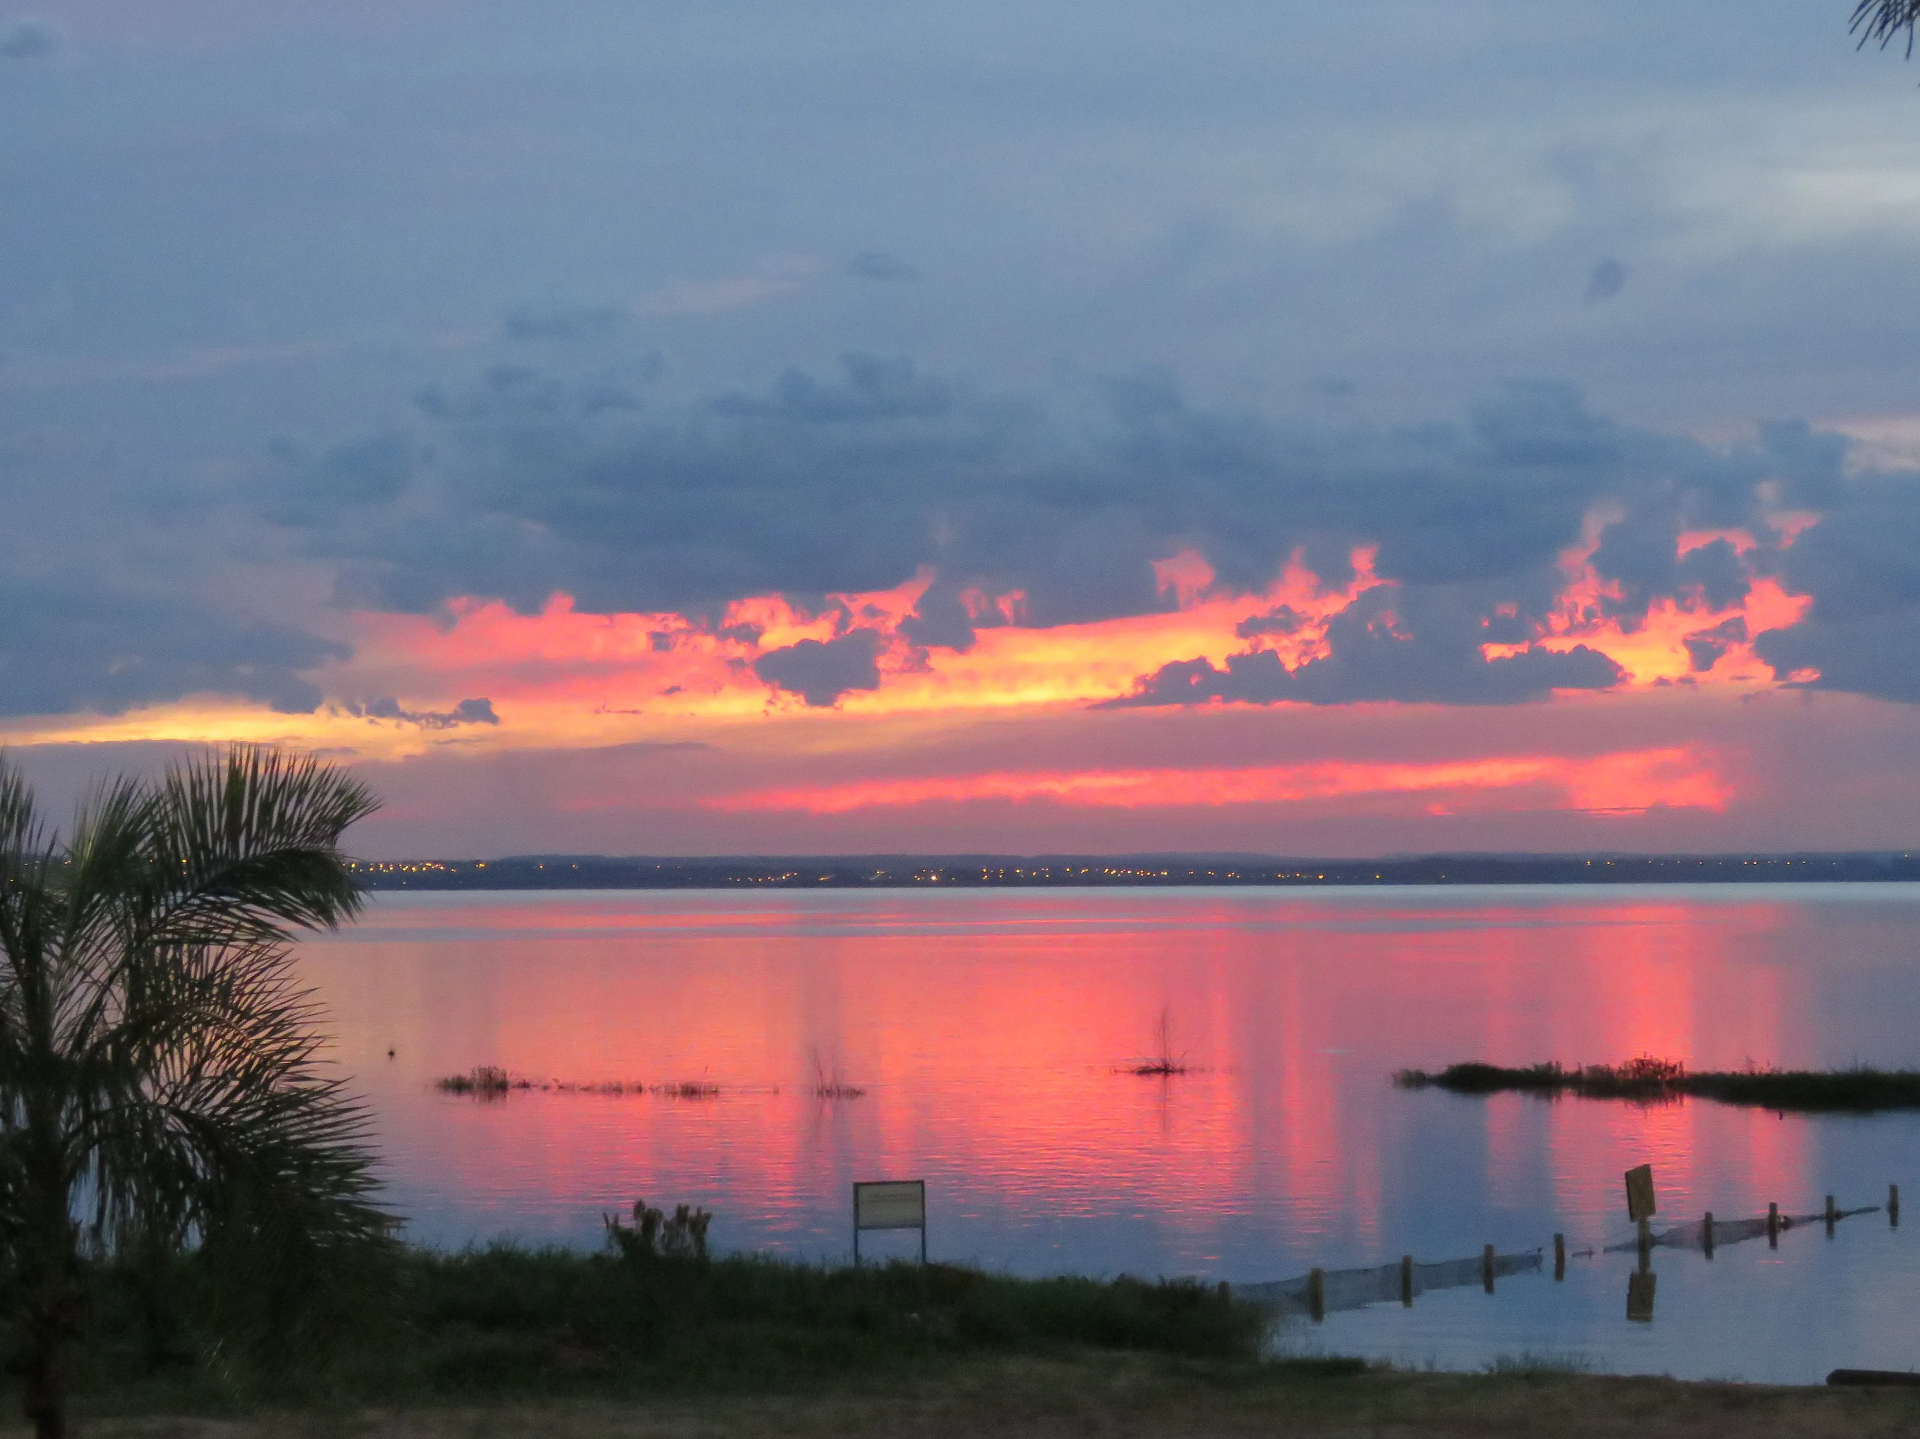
[133,748,378,952]
[1853,0,1920,54]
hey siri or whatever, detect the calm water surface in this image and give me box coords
[296,885,1920,1383]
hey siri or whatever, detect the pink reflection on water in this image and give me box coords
[299,888,1907,1268]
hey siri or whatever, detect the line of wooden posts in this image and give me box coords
[1300,1182,1899,1325]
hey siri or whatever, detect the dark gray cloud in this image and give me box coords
[1749,466,1920,701]
[753,629,883,706]
[898,580,978,652]
[1756,613,1920,702]
[257,353,1920,708]
[14,2,1920,729]
[1585,258,1628,303]
[0,582,347,718]
[1115,587,1624,708]
[847,252,919,282]
[16,333,1918,720]
[273,360,1802,637]
[0,20,56,59]
[502,303,627,344]
[341,696,500,729]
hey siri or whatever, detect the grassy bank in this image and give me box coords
[22,1239,1920,1436]
[1394,1058,1920,1111]
[13,1242,1264,1423]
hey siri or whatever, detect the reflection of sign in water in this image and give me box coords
[1627,1269,1657,1322]
[1625,1164,1657,1222]
[853,1180,927,1264]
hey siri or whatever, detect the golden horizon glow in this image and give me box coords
[710,746,1734,817]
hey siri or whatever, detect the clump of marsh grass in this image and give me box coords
[1395,1057,1920,1112]
[1130,1010,1190,1077]
[434,1071,728,1100]
[436,1065,517,1098]
[656,1081,721,1099]
[811,1048,866,1099]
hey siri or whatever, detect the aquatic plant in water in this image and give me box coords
[435,1065,515,1097]
[1131,1009,1191,1076]
[1394,1057,1920,1111]
[811,1047,866,1098]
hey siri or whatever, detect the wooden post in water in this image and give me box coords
[1826,1194,1838,1236]
[1891,1184,1901,1228]
[1768,1202,1779,1248]
[1307,1267,1325,1323]
[1482,1244,1495,1294]
[1703,1211,1714,1259]
[1636,1217,1651,1261]
[1553,1233,1566,1281]
[1400,1254,1414,1307]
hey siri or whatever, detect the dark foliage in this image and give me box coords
[1396,1059,1920,1112]
[0,748,392,1438]
[1854,0,1920,54]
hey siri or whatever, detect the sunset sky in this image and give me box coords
[8,2,1920,856]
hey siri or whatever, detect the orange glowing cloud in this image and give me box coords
[328,547,1388,736]
[709,745,1732,816]
[1482,511,1816,688]
[0,497,1823,765]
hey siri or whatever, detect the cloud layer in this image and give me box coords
[7,2,1920,855]
[238,356,1888,716]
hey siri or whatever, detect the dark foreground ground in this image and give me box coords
[11,1245,1920,1438]
[11,1356,1920,1439]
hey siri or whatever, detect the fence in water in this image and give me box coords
[1237,1185,1898,1323]
[1238,1248,1541,1320]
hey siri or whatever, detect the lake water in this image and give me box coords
[297,884,1920,1384]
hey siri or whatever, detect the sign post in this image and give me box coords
[853,1180,927,1265]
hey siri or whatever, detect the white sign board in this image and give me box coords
[855,1180,926,1230]
[853,1179,927,1263]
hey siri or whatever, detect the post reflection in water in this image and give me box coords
[1627,1268,1656,1323]
[298,885,1920,1382]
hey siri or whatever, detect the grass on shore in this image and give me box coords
[21,1208,1920,1436]
[1395,1058,1920,1111]
[12,1241,1267,1425]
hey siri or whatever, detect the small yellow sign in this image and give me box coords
[1625,1163,1657,1222]
[854,1180,926,1231]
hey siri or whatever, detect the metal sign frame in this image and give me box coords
[853,1179,927,1265]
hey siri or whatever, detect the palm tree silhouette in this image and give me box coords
[0,748,390,1439]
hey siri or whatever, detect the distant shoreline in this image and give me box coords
[347,851,1920,890]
